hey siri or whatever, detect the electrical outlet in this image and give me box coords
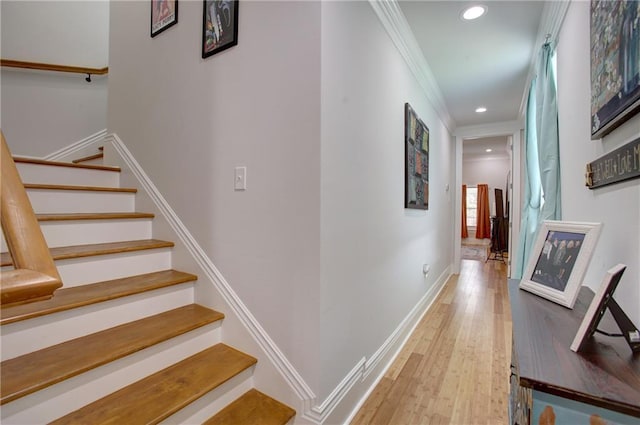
[234,166,246,191]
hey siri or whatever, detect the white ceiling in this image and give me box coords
[463,135,510,160]
[399,1,545,128]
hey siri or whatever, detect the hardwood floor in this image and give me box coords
[351,259,512,425]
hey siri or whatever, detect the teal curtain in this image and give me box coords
[513,81,540,279]
[536,43,562,221]
[513,43,562,279]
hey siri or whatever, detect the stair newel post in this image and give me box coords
[0,130,62,305]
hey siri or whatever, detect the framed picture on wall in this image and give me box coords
[520,221,602,308]
[151,0,178,37]
[404,103,429,210]
[202,0,239,58]
[590,0,640,139]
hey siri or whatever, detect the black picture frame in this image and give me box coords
[151,0,178,38]
[202,0,239,59]
[404,103,429,210]
[570,264,627,352]
[590,1,640,139]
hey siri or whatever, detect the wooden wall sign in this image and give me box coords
[585,136,640,189]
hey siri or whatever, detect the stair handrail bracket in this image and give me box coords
[1,131,62,305]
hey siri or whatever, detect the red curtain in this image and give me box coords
[461,185,468,238]
[475,184,491,239]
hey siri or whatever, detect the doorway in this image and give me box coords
[454,127,522,277]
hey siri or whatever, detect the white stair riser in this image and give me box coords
[27,189,135,214]
[54,248,173,287]
[1,326,222,424]
[17,163,119,187]
[1,283,195,361]
[39,219,153,248]
[161,370,254,425]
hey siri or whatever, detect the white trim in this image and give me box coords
[343,265,451,424]
[105,134,316,403]
[369,0,455,133]
[44,129,107,161]
[106,133,453,424]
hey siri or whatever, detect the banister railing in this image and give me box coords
[1,59,108,82]
[1,131,62,305]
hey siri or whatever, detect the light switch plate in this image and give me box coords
[234,166,246,190]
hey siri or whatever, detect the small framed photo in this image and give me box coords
[151,0,178,38]
[520,221,602,308]
[202,0,239,59]
[570,264,626,352]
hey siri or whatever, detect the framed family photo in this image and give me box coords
[151,0,178,37]
[202,0,239,58]
[520,221,602,308]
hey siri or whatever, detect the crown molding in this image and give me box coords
[369,0,455,133]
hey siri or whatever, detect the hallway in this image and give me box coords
[352,259,511,424]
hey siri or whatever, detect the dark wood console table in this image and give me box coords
[508,279,640,424]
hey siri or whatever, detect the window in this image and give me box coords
[466,187,477,227]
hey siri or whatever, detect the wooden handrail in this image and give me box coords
[1,59,108,76]
[1,131,62,305]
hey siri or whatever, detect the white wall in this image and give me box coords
[320,0,454,402]
[109,0,455,415]
[557,1,640,325]
[1,1,109,67]
[463,156,510,218]
[1,1,109,156]
[108,0,323,395]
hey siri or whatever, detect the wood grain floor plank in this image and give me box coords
[1,304,223,404]
[0,270,197,325]
[25,184,137,193]
[353,259,510,425]
[50,344,256,425]
[1,239,174,266]
[203,389,295,425]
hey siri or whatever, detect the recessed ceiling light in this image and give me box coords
[475,107,487,113]
[486,148,492,153]
[462,5,486,21]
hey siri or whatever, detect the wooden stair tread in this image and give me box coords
[72,153,104,163]
[25,183,137,193]
[0,304,224,405]
[13,156,120,172]
[50,344,257,425]
[1,239,174,267]
[36,212,155,221]
[203,389,296,425]
[1,270,197,325]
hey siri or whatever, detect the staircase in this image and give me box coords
[0,155,296,424]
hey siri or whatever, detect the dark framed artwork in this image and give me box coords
[202,0,239,59]
[590,0,640,139]
[404,103,429,210]
[151,0,178,37]
[520,221,602,309]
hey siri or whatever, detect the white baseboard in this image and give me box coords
[341,266,452,425]
[104,132,452,425]
[45,129,107,161]
[104,133,317,410]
